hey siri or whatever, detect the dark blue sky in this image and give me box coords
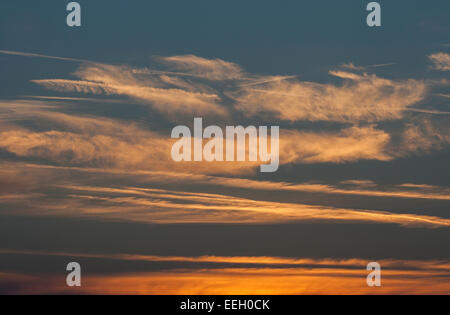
[1,0,449,77]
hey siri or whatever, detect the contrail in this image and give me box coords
[0,49,94,63]
[367,62,396,68]
[239,75,298,87]
[407,108,450,115]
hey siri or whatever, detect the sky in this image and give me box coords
[0,0,449,294]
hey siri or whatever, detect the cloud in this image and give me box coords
[429,53,450,71]
[0,123,391,174]
[394,120,450,156]
[232,71,426,123]
[0,112,257,176]
[280,126,392,164]
[0,100,397,176]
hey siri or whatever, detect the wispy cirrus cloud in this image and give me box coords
[0,105,256,176]
[395,119,450,156]
[33,64,228,120]
[232,70,426,123]
[281,126,392,164]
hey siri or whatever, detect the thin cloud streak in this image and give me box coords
[0,49,92,63]
[1,249,449,272]
[35,184,450,227]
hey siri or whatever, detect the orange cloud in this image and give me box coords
[232,71,426,123]
[0,101,397,177]
[280,127,392,164]
[33,78,227,120]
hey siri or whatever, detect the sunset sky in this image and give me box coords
[0,0,449,294]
